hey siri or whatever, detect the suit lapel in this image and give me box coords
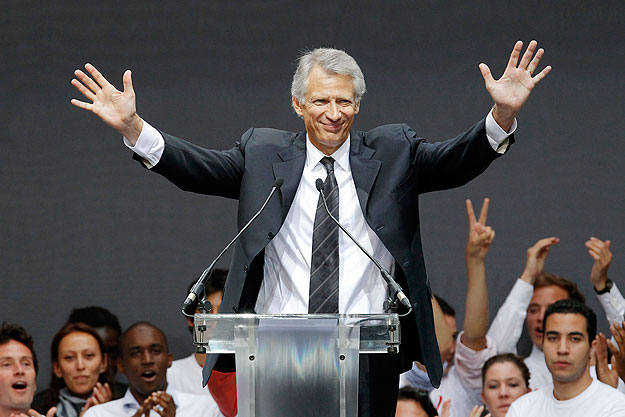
[349,130,380,215]
[272,131,307,222]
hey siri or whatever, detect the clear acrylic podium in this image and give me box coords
[193,313,400,417]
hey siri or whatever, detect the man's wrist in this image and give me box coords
[595,278,613,294]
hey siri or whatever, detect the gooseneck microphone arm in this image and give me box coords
[181,177,284,317]
[315,179,412,314]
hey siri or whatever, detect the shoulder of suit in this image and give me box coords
[356,123,420,147]
[238,127,299,147]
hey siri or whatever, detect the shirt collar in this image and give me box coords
[305,134,351,173]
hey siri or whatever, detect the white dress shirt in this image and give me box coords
[125,111,512,314]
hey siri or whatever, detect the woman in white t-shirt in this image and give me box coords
[479,353,531,417]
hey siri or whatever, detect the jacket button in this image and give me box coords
[268,232,275,239]
[243,265,249,273]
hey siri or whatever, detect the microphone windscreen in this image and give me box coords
[315,178,324,191]
[273,177,284,188]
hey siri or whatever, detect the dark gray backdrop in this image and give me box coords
[2,1,624,388]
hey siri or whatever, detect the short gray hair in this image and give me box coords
[291,48,366,104]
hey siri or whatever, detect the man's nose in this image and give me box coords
[326,102,341,121]
[141,351,154,364]
[557,338,569,354]
[14,362,26,375]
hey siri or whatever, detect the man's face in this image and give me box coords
[525,285,569,350]
[119,325,172,402]
[395,399,429,417]
[0,340,37,414]
[94,326,121,380]
[443,314,457,374]
[543,313,591,385]
[292,65,360,155]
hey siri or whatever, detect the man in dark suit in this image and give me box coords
[71,41,550,416]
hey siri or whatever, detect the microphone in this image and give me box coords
[315,179,412,312]
[182,177,284,316]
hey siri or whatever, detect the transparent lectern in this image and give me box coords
[193,313,400,417]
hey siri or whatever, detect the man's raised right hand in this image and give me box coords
[71,64,143,145]
[519,237,560,284]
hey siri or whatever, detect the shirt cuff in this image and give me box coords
[485,109,517,154]
[122,121,165,169]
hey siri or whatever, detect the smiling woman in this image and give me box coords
[38,323,112,417]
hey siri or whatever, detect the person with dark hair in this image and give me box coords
[67,306,125,398]
[83,322,221,417]
[168,270,227,412]
[35,323,112,417]
[487,236,625,389]
[507,299,625,416]
[479,353,530,417]
[0,322,57,417]
[395,387,439,417]
[71,40,551,416]
[428,199,498,417]
[401,295,457,392]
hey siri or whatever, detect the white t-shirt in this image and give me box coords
[83,387,223,417]
[507,379,625,417]
[168,354,211,396]
[429,332,497,417]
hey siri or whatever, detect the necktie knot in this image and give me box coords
[320,156,335,174]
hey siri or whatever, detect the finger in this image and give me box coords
[74,69,101,94]
[478,197,490,224]
[531,65,552,84]
[506,40,523,68]
[531,237,560,252]
[478,63,494,84]
[70,98,94,111]
[46,408,57,417]
[587,249,601,261]
[519,40,538,69]
[71,79,96,101]
[123,70,135,94]
[466,199,476,225]
[85,63,112,89]
[526,48,544,74]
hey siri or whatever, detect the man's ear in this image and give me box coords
[353,101,360,114]
[117,360,126,375]
[167,353,173,369]
[292,97,304,117]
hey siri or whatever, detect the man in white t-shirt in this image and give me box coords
[168,269,227,396]
[488,236,625,389]
[507,299,625,416]
[84,322,222,417]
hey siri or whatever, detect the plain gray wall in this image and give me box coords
[2,0,624,389]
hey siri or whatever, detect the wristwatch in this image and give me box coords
[595,278,613,295]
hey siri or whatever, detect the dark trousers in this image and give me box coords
[358,353,400,417]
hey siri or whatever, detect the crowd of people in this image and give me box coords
[396,199,625,417]
[4,199,625,417]
[0,273,230,417]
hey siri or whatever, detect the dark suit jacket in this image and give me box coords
[147,119,508,388]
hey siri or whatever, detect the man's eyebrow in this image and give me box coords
[545,330,561,336]
[567,331,585,337]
